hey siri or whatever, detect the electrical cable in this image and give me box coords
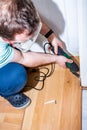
[32,43,55,91]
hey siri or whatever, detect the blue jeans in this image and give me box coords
[0,62,28,97]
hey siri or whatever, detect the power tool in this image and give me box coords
[51,44,80,78]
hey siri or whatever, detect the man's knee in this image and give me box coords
[0,62,28,97]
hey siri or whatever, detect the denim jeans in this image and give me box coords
[0,62,28,97]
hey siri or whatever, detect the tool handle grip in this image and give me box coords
[51,46,71,68]
[51,46,79,72]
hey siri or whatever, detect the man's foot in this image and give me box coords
[5,93,31,109]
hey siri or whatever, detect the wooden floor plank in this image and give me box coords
[0,97,25,130]
[22,63,81,130]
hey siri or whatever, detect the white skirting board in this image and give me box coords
[82,90,87,130]
[78,0,87,87]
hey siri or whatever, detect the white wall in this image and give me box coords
[32,0,79,55]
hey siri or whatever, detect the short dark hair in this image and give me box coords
[0,0,40,40]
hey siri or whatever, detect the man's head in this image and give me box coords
[0,0,40,42]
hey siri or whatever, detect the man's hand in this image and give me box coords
[48,33,63,54]
[55,55,73,68]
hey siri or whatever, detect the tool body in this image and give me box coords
[51,46,80,77]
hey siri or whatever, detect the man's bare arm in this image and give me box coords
[11,48,73,68]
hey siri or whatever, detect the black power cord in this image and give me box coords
[32,43,55,91]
